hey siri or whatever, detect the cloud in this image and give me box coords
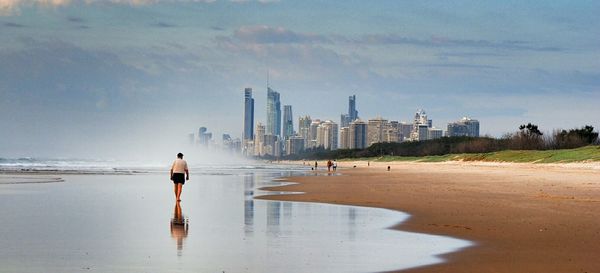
[0,38,156,111]
[358,34,562,52]
[152,21,176,28]
[1,0,70,15]
[222,25,561,54]
[437,51,510,58]
[3,21,24,27]
[421,63,499,69]
[231,25,330,44]
[1,0,278,15]
[66,15,83,23]
[230,0,278,3]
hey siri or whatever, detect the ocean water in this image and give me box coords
[0,160,471,273]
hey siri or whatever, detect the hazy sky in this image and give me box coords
[1,0,599,158]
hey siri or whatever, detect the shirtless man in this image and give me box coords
[170,153,189,201]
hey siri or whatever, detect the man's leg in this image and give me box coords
[176,184,183,201]
[174,183,178,199]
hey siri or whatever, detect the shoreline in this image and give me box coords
[258,161,600,272]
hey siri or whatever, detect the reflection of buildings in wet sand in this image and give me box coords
[243,174,255,235]
[267,201,282,235]
[347,207,357,240]
[170,201,188,256]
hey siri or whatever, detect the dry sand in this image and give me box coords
[258,161,600,273]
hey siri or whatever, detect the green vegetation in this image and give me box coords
[372,146,600,164]
[279,125,599,163]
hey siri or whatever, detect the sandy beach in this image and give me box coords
[259,161,600,273]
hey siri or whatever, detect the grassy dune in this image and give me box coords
[372,145,600,163]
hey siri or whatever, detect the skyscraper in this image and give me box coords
[340,114,349,128]
[266,87,281,137]
[349,119,367,149]
[341,95,359,127]
[197,127,212,146]
[348,95,358,122]
[283,105,294,139]
[243,88,254,141]
[367,117,388,147]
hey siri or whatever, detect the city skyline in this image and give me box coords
[193,88,481,157]
[1,1,599,158]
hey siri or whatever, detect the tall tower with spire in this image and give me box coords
[266,87,281,138]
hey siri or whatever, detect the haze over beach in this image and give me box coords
[1,0,599,159]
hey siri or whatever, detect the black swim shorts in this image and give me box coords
[172,173,185,184]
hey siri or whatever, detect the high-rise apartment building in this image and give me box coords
[367,117,388,146]
[243,88,254,141]
[283,105,294,139]
[254,123,265,156]
[428,128,444,140]
[266,87,281,137]
[386,121,401,143]
[316,120,338,150]
[408,110,444,141]
[399,122,413,141]
[198,127,212,146]
[285,136,305,155]
[410,109,434,141]
[340,114,349,128]
[417,124,429,141]
[339,127,350,149]
[308,119,322,149]
[298,115,312,149]
[349,119,367,149]
[263,134,281,157]
[447,117,480,137]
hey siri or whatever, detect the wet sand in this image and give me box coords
[259,161,600,273]
[0,169,469,273]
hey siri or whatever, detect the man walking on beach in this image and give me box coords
[170,153,189,202]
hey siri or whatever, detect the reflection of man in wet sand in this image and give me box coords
[170,201,188,253]
[170,153,189,202]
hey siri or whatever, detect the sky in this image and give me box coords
[1,0,599,158]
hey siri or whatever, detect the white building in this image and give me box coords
[316,120,338,150]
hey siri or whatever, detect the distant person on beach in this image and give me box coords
[170,153,189,201]
[333,160,337,171]
[327,160,332,172]
[314,161,318,170]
